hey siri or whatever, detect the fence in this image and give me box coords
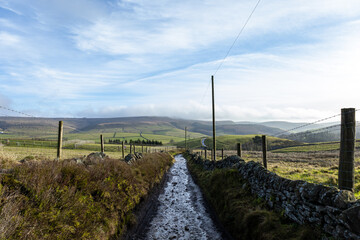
[0,114,176,162]
[191,108,359,193]
[1,106,359,192]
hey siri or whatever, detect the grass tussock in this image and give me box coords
[186,154,324,240]
[0,152,173,240]
[0,150,20,169]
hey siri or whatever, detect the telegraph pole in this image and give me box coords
[212,75,216,161]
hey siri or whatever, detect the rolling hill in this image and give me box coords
[0,116,283,142]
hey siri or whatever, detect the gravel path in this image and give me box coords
[144,154,224,240]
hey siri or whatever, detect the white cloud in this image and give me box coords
[1,0,360,121]
[72,0,360,56]
[0,32,20,46]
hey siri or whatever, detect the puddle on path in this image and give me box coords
[145,154,223,240]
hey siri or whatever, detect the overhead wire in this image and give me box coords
[213,0,262,76]
[0,105,35,118]
[0,104,100,139]
[199,0,262,105]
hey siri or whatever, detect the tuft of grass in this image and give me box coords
[185,153,324,240]
[0,152,173,239]
[0,150,19,169]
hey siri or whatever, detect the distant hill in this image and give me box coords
[0,116,283,140]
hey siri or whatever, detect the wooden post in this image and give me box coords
[236,143,242,158]
[122,141,125,159]
[130,142,132,154]
[339,108,356,191]
[262,135,267,169]
[222,148,224,160]
[100,135,104,153]
[133,144,136,153]
[57,121,63,160]
[211,75,216,161]
[205,149,207,159]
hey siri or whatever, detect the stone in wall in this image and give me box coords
[185,152,360,239]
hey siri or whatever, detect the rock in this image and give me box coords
[319,187,339,206]
[300,182,323,203]
[19,155,35,163]
[76,158,85,165]
[323,224,335,235]
[124,154,137,163]
[83,152,107,165]
[333,190,356,209]
[308,217,321,224]
[340,205,360,234]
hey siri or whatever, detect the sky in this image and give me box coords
[0,0,360,122]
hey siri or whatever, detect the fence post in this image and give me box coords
[262,135,267,169]
[130,142,132,154]
[236,143,242,158]
[222,148,224,160]
[339,108,356,191]
[205,149,207,159]
[100,135,104,153]
[133,144,136,153]
[122,141,125,159]
[57,121,63,160]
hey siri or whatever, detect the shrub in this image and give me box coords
[0,152,173,239]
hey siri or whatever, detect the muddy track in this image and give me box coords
[127,154,228,240]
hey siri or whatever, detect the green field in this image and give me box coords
[272,141,360,153]
[0,143,177,162]
[176,134,299,150]
[1,130,198,145]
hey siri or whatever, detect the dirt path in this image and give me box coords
[134,154,226,240]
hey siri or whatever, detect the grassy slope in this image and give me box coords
[0,117,208,142]
[185,154,323,240]
[0,152,173,239]
[1,127,201,145]
[177,135,299,150]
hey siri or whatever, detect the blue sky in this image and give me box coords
[1,0,360,122]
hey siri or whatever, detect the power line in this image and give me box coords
[199,79,212,105]
[198,0,262,109]
[0,105,35,118]
[213,0,262,76]
[272,112,349,137]
[0,104,101,138]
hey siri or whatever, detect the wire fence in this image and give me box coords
[189,109,360,193]
[0,109,176,161]
[1,105,359,192]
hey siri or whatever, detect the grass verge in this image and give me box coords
[185,153,324,240]
[0,152,173,239]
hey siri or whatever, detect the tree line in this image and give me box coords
[108,139,163,146]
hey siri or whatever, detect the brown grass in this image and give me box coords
[0,152,173,239]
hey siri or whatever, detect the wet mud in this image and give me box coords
[140,154,224,240]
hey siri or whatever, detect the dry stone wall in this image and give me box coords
[186,152,360,239]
